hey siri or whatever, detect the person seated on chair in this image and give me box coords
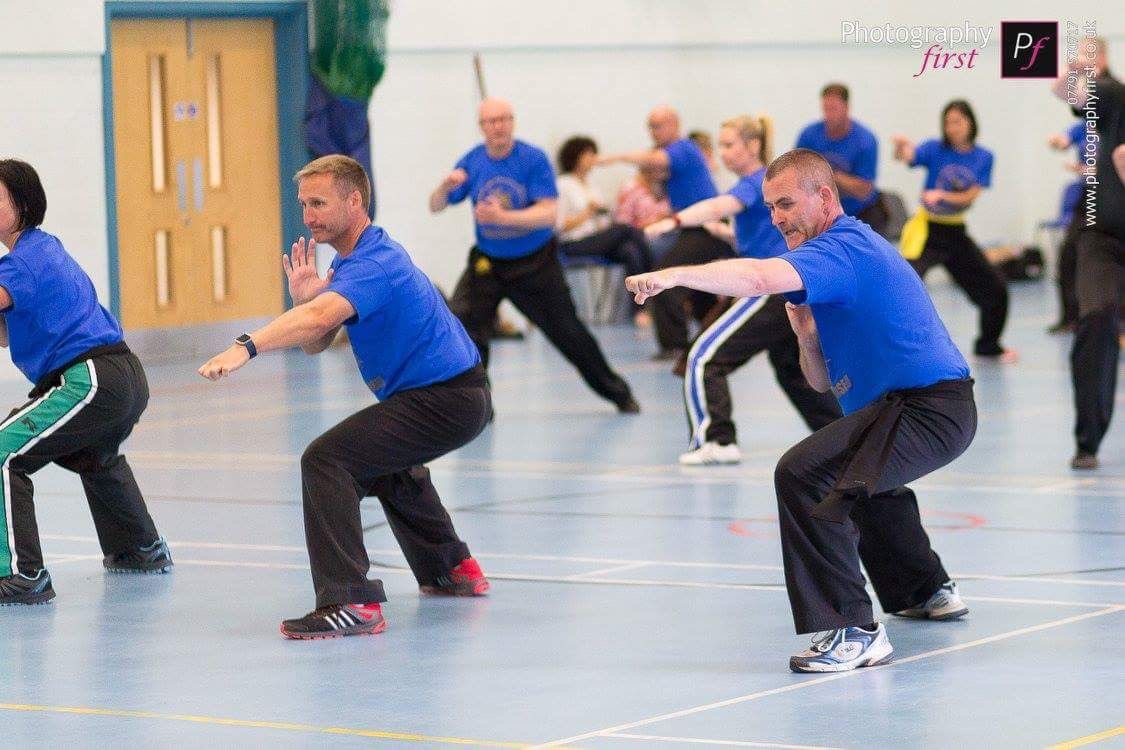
[555,135,654,326]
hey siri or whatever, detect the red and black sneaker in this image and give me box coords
[420,557,490,597]
[280,602,386,640]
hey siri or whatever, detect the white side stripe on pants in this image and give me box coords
[683,295,770,450]
[1,362,98,576]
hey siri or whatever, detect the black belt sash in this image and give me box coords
[809,378,974,524]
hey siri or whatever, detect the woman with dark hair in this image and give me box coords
[555,136,654,322]
[893,101,1017,362]
[0,159,170,606]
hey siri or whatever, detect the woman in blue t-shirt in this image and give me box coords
[893,100,1016,362]
[0,160,170,606]
[645,115,840,465]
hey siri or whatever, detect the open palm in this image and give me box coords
[283,237,333,305]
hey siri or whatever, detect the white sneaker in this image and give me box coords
[894,580,969,620]
[789,623,894,673]
[679,442,742,466]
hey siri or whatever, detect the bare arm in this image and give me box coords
[476,197,557,230]
[891,135,916,165]
[1115,144,1125,185]
[833,171,875,200]
[923,184,982,210]
[429,168,468,214]
[599,149,671,172]
[786,303,831,392]
[0,286,10,348]
[645,194,744,238]
[198,292,356,380]
[625,257,803,302]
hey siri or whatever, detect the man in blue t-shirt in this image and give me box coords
[429,98,638,413]
[795,83,887,236]
[200,156,492,640]
[0,159,171,606]
[598,106,734,359]
[626,149,975,674]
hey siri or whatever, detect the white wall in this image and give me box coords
[0,0,1121,387]
[372,1,1123,291]
[0,1,107,383]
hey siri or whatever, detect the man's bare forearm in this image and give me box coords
[668,258,799,298]
[429,187,451,214]
[796,333,831,392]
[301,325,342,355]
[834,171,874,200]
[499,201,557,230]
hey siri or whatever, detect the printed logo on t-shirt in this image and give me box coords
[478,176,528,240]
[831,374,852,399]
[932,164,978,214]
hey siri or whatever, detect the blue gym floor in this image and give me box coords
[1,280,1122,749]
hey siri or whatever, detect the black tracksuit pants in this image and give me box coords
[300,365,491,608]
[558,223,653,277]
[910,222,1010,356]
[773,380,976,634]
[683,295,841,448]
[449,239,634,407]
[1071,229,1123,456]
[1,345,159,577]
[652,227,737,352]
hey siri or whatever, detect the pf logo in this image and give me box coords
[1001,22,1058,78]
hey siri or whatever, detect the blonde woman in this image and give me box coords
[646,116,841,465]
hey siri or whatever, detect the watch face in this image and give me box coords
[236,334,251,344]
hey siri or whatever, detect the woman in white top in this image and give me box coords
[555,136,653,281]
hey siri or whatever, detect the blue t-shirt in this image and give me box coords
[326,225,480,400]
[0,228,123,384]
[727,169,786,260]
[910,139,993,216]
[781,215,969,415]
[447,140,558,259]
[795,120,879,215]
[663,138,718,211]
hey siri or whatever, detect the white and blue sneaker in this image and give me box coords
[894,581,968,621]
[789,623,893,673]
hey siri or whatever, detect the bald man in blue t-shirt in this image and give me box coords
[599,106,734,360]
[430,98,638,414]
[626,149,975,674]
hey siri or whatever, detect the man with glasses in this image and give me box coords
[430,98,639,414]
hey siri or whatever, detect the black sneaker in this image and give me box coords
[0,569,56,605]
[104,537,174,574]
[280,603,387,640]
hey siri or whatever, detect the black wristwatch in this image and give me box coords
[234,333,258,359]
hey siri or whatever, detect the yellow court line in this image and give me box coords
[1047,725,1125,749]
[0,703,535,748]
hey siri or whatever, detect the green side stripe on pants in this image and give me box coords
[0,362,95,577]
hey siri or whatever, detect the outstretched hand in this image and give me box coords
[625,269,676,304]
[283,237,334,305]
[198,345,250,381]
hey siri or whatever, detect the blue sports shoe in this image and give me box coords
[789,622,893,673]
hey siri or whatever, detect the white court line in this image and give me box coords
[531,606,1125,749]
[41,535,1125,588]
[121,450,1125,492]
[606,734,841,749]
[567,563,650,579]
